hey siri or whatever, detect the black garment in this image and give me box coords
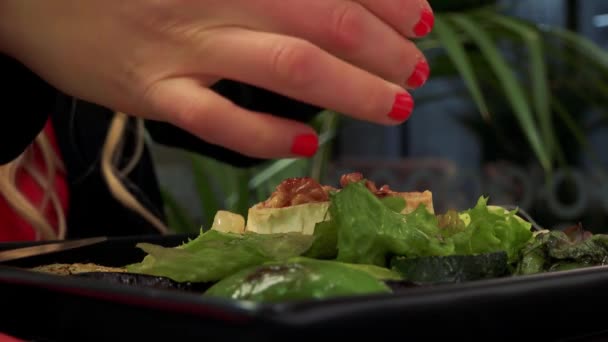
[0,54,55,165]
[1,53,321,238]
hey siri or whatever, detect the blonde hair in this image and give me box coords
[0,111,169,241]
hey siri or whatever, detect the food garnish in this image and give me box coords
[26,172,608,304]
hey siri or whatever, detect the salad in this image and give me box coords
[31,172,608,304]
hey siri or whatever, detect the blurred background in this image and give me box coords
[150,0,608,235]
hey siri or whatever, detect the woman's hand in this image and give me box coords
[0,0,433,159]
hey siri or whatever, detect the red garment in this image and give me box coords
[0,332,25,342]
[0,119,69,242]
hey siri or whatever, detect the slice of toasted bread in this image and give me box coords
[31,263,126,276]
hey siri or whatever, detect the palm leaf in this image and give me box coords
[190,155,223,229]
[310,110,340,183]
[552,99,606,168]
[484,12,556,165]
[431,16,491,122]
[248,158,303,192]
[552,100,589,150]
[232,169,251,218]
[541,26,608,70]
[450,14,551,173]
[248,129,336,191]
[159,187,195,233]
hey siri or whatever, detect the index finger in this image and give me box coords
[355,0,434,38]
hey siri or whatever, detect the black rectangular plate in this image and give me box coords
[1,233,608,342]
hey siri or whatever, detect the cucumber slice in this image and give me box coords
[390,252,509,284]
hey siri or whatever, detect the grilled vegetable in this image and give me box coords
[516,225,608,275]
[390,252,509,284]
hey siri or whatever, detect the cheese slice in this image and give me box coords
[210,210,246,234]
[246,202,330,235]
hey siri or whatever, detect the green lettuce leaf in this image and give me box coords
[303,195,407,260]
[330,182,532,267]
[203,257,392,303]
[126,230,314,283]
[450,197,533,263]
[332,181,455,266]
[303,220,338,259]
[437,209,467,238]
[380,196,407,213]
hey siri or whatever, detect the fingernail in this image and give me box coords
[413,8,434,37]
[388,93,414,121]
[291,133,319,157]
[407,59,430,88]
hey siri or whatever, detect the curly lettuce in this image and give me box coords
[126,230,314,283]
[516,226,608,275]
[127,180,534,291]
[329,181,533,266]
[450,198,533,263]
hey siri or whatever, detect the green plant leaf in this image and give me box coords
[311,110,340,183]
[248,129,337,192]
[432,15,491,122]
[552,100,588,149]
[538,33,608,110]
[485,12,556,167]
[450,14,551,172]
[249,159,303,192]
[160,187,195,233]
[552,99,606,169]
[190,155,222,229]
[233,169,251,218]
[541,25,608,70]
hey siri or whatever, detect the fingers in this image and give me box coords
[147,78,320,159]
[354,0,435,39]
[227,0,429,89]
[197,28,414,126]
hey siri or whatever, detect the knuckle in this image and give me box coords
[270,40,318,88]
[173,97,202,129]
[136,80,166,120]
[395,1,413,27]
[327,3,366,52]
[166,90,211,131]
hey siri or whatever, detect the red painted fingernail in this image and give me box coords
[291,133,319,157]
[388,93,414,121]
[407,59,430,88]
[413,8,434,37]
